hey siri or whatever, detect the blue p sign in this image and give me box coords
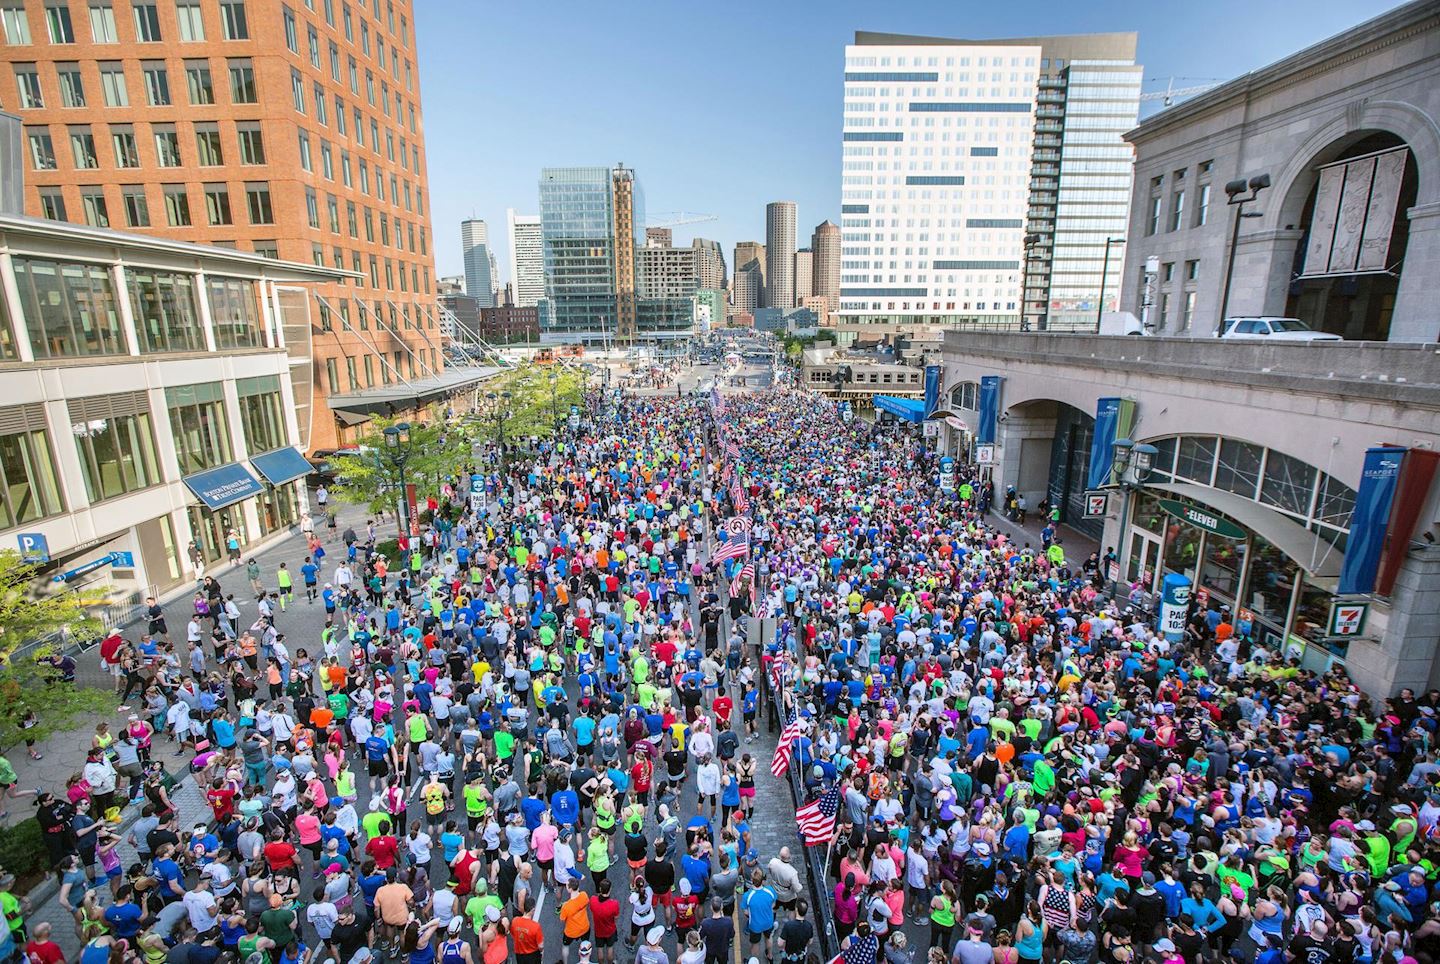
[17,533,50,564]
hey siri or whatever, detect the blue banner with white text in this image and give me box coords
[1087,397,1122,490]
[1337,446,1406,595]
[977,376,1002,444]
[924,365,941,418]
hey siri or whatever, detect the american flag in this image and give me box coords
[736,561,754,583]
[725,517,754,536]
[712,532,749,563]
[724,439,741,458]
[796,785,842,847]
[771,717,805,777]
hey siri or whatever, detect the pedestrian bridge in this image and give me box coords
[936,331,1440,698]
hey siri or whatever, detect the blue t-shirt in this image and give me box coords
[573,717,597,747]
[742,886,777,933]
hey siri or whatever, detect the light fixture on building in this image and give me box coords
[1218,173,1272,327]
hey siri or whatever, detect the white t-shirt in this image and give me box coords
[182,889,217,932]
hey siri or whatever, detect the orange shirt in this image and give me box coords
[511,916,544,955]
[560,892,590,939]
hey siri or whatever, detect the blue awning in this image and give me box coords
[183,463,264,510]
[873,395,927,423]
[250,446,312,486]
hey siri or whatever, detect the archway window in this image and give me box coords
[949,381,978,410]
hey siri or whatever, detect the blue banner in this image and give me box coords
[1087,397,1122,490]
[1338,446,1406,595]
[923,365,942,417]
[977,376,1002,444]
[249,447,312,485]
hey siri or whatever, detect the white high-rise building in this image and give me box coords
[837,31,1140,339]
[507,209,545,308]
[460,218,495,308]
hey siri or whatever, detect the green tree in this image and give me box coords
[326,417,466,516]
[0,550,107,748]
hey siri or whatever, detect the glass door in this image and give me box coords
[1127,529,1160,592]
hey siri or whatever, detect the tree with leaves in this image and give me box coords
[0,550,107,749]
[325,417,465,517]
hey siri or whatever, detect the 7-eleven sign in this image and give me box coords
[1327,600,1370,638]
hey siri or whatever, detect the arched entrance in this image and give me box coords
[1283,131,1419,339]
[1005,399,1102,541]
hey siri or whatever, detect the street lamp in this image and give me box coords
[1217,173,1271,333]
[382,421,412,538]
[1097,237,1125,331]
[1110,436,1159,595]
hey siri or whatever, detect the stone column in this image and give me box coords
[1346,544,1440,697]
[1232,228,1306,319]
[1388,202,1440,343]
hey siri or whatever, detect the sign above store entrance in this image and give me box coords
[1155,497,1247,540]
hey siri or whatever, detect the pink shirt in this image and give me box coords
[531,823,559,862]
[1114,845,1150,879]
[295,813,322,845]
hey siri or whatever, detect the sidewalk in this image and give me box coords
[986,508,1102,562]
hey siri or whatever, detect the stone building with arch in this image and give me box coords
[936,329,1440,700]
[1118,0,1440,342]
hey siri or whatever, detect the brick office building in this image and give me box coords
[0,0,468,451]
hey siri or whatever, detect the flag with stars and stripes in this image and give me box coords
[724,439,741,458]
[712,532,750,563]
[771,716,805,777]
[796,785,843,847]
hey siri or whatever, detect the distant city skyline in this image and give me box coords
[419,0,1386,283]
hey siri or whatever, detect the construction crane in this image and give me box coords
[1140,76,1224,107]
[645,211,718,228]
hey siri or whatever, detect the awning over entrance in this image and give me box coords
[249,447,312,486]
[1149,481,1344,583]
[183,463,265,510]
[873,395,927,423]
[327,365,505,417]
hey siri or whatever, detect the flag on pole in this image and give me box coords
[712,532,750,563]
[796,785,843,847]
[771,717,805,777]
[724,439,741,458]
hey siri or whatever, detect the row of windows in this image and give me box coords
[282,2,415,110]
[38,179,276,228]
[1145,160,1216,235]
[1,1,250,45]
[0,380,289,527]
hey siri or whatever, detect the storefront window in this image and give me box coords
[1314,473,1356,529]
[257,482,297,534]
[1293,576,1339,654]
[0,426,65,527]
[1199,532,1245,601]
[70,408,161,502]
[236,375,286,453]
[1162,517,1202,584]
[129,269,204,353]
[1215,439,1263,499]
[208,276,266,349]
[1175,436,1217,484]
[166,382,233,475]
[1148,437,1176,481]
[1261,450,1318,517]
[1133,490,1168,536]
[1242,533,1298,626]
[11,256,127,359]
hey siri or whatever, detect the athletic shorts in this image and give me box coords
[368,759,388,778]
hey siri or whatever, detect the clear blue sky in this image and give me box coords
[418,0,1386,283]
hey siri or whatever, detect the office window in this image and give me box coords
[340,149,351,186]
[69,126,97,167]
[131,2,160,41]
[245,182,272,224]
[45,3,74,42]
[220,0,246,39]
[1195,183,1211,228]
[359,18,367,54]
[80,189,108,227]
[56,63,84,106]
[363,355,374,386]
[14,64,43,108]
[194,123,222,165]
[0,417,64,526]
[10,256,127,359]
[320,141,332,178]
[175,2,203,40]
[121,185,148,226]
[162,184,190,225]
[99,62,126,105]
[252,240,277,259]
[185,60,213,104]
[2,6,32,43]
[365,69,373,104]
[347,56,356,93]
[328,40,339,80]
[204,183,231,225]
[334,95,345,134]
[1182,291,1196,331]
[305,187,319,228]
[26,128,54,169]
[323,0,333,24]
[1163,262,1175,282]
[165,383,234,475]
[129,269,204,353]
[227,58,255,102]
[237,377,286,451]
[341,2,350,38]
[290,68,304,112]
[88,3,116,41]
[297,129,312,171]
[210,278,264,349]
[111,125,138,166]
[1170,190,1186,232]
[153,125,180,165]
[307,24,319,67]
[1146,195,1161,236]
[236,122,264,164]
[325,357,338,393]
[142,62,169,105]
[70,395,162,502]
[345,356,358,390]
[282,5,296,50]
[37,188,65,221]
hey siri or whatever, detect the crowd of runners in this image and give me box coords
[8,382,1440,964]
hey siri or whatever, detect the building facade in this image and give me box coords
[477,304,537,342]
[794,248,813,301]
[0,213,346,605]
[437,288,479,345]
[811,219,840,310]
[0,0,442,452]
[731,240,763,312]
[505,207,542,308]
[1118,1,1439,343]
[538,166,619,343]
[837,30,1139,342]
[460,218,494,307]
[764,200,795,308]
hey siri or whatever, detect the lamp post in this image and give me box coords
[1097,237,1125,332]
[1217,173,1271,333]
[382,421,412,539]
[486,390,513,475]
[1109,436,1159,598]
